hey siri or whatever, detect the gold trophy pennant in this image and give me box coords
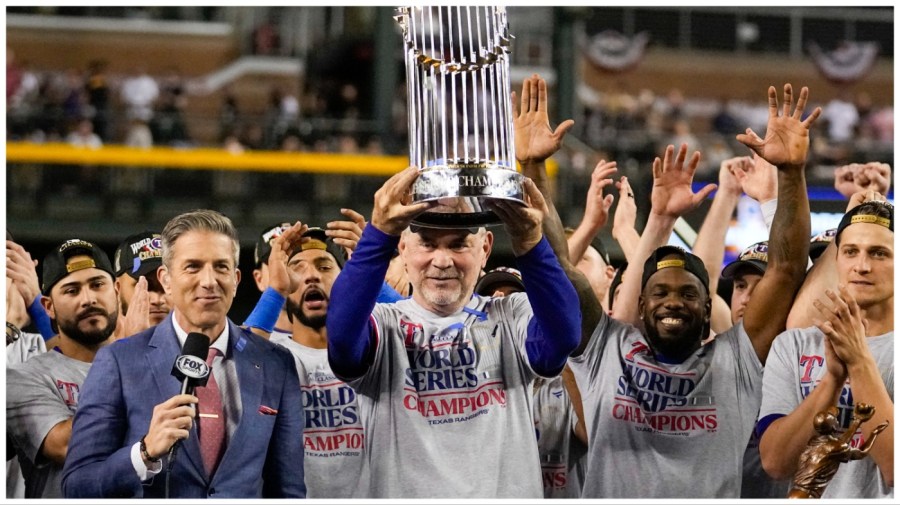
[396,6,525,228]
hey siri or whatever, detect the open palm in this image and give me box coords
[513,74,574,164]
[737,84,821,168]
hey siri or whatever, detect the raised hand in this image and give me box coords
[731,153,778,203]
[6,240,41,308]
[513,74,575,164]
[582,160,618,232]
[7,276,29,329]
[370,166,435,236]
[858,162,892,195]
[488,178,547,256]
[267,221,306,297]
[736,84,821,169]
[845,189,886,213]
[718,156,750,198]
[612,176,637,239]
[327,208,367,258]
[650,144,717,219]
[117,276,151,340]
[835,162,892,198]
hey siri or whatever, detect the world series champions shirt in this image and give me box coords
[344,293,545,498]
[270,335,363,498]
[7,350,91,498]
[569,317,763,498]
[758,327,893,499]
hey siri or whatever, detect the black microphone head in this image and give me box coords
[172,332,211,387]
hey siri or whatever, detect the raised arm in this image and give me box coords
[692,156,746,333]
[568,160,617,264]
[611,144,716,327]
[490,179,580,376]
[326,167,433,379]
[786,190,885,329]
[243,222,306,338]
[611,176,641,263]
[736,84,820,363]
[513,74,604,356]
[6,240,54,340]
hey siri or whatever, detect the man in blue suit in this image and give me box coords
[62,209,307,498]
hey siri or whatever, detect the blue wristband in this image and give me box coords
[243,288,286,333]
[27,295,55,341]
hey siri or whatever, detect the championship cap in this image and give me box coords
[809,229,837,261]
[475,266,525,296]
[721,241,769,279]
[114,231,163,279]
[290,227,346,268]
[641,246,709,293]
[254,223,291,267]
[836,201,893,239]
[42,239,115,295]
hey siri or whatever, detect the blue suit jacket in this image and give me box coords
[61,315,306,498]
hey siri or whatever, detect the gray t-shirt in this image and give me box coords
[7,350,91,498]
[271,334,363,498]
[6,332,47,499]
[740,420,790,498]
[533,375,587,498]
[569,316,763,498]
[344,294,545,498]
[758,327,893,499]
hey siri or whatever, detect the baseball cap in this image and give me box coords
[475,266,525,296]
[114,231,163,279]
[641,246,709,293]
[836,201,894,239]
[289,227,346,268]
[721,241,769,279]
[42,239,115,295]
[254,223,291,267]
[809,229,836,261]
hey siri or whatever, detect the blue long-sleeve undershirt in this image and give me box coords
[326,225,581,379]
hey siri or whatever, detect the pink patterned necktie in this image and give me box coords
[197,347,225,477]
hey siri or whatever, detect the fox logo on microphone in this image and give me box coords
[174,355,210,381]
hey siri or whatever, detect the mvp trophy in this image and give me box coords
[396,6,525,227]
[788,403,889,499]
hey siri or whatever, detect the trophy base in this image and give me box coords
[410,165,526,228]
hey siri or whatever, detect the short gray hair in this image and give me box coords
[161,209,241,267]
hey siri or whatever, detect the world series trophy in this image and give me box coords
[395,6,525,227]
[788,403,889,499]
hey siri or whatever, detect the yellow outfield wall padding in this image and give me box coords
[6,142,557,177]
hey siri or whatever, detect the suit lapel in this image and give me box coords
[146,316,207,484]
[214,322,264,482]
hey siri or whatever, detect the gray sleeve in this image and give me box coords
[758,330,802,421]
[567,313,616,395]
[496,293,541,379]
[6,364,72,465]
[724,322,765,393]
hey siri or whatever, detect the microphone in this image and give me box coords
[171,332,212,412]
[165,332,211,497]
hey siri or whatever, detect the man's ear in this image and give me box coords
[605,265,616,281]
[40,295,55,320]
[158,266,171,296]
[234,268,241,287]
[481,231,494,268]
